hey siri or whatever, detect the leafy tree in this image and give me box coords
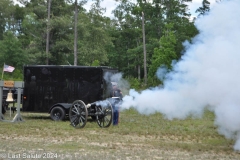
[0,0,20,39]
[19,0,112,66]
[109,0,144,77]
[149,23,177,77]
[18,0,81,65]
[110,0,198,82]
[196,0,210,17]
[75,0,113,66]
[0,31,28,69]
[18,0,50,64]
[0,0,202,84]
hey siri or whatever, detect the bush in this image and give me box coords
[147,76,162,88]
[126,77,141,90]
[125,76,163,91]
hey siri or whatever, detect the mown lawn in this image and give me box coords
[0,109,240,160]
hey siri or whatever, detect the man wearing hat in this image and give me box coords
[111,82,123,99]
[110,82,122,125]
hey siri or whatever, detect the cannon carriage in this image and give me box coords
[69,80,123,128]
[69,97,121,128]
[69,98,119,128]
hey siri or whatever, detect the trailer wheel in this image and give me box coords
[69,100,88,128]
[96,100,113,128]
[50,106,66,121]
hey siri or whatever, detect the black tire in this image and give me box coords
[96,100,113,128]
[50,106,66,121]
[69,100,88,128]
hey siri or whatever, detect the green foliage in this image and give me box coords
[91,60,100,66]
[126,76,163,91]
[109,0,199,82]
[0,0,21,38]
[196,0,211,17]
[0,31,28,69]
[147,76,162,88]
[108,0,144,77]
[0,0,200,84]
[126,77,141,90]
[149,23,177,77]
[0,69,23,81]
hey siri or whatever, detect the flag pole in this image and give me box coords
[1,63,4,80]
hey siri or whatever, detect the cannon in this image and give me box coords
[69,97,121,128]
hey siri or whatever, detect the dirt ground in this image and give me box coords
[1,131,240,160]
[1,112,240,160]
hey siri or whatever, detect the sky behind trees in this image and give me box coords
[83,0,217,17]
[13,0,217,18]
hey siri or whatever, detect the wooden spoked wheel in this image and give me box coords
[69,100,88,128]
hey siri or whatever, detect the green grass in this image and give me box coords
[0,109,239,159]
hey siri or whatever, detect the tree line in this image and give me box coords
[0,0,210,86]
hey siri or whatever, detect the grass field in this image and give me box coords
[0,108,240,160]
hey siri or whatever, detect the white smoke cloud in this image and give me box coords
[104,72,130,95]
[121,0,240,150]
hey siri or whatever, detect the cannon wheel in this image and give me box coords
[69,100,88,128]
[96,100,113,128]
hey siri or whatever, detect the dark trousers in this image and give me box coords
[113,108,119,125]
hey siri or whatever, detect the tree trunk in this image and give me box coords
[46,0,51,65]
[142,12,147,85]
[74,0,78,66]
[138,65,140,80]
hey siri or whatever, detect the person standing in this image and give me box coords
[111,82,123,99]
[110,82,122,125]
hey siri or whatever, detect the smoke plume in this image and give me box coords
[104,72,130,95]
[121,0,240,150]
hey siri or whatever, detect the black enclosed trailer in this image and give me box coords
[22,65,118,120]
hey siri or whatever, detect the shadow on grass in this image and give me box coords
[23,115,51,120]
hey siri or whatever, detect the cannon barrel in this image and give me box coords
[87,97,122,108]
[86,102,97,108]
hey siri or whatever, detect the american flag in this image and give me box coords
[3,64,15,72]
